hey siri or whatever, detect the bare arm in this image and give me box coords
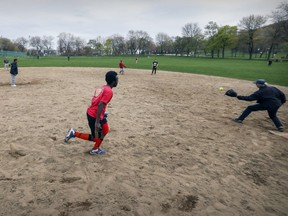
[95,101,106,133]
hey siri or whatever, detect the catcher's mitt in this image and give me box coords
[225,89,237,97]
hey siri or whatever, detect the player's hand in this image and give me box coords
[95,122,102,133]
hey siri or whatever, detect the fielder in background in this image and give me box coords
[231,79,286,132]
[119,60,127,75]
[10,59,18,87]
[4,58,9,69]
[64,71,119,155]
[151,59,158,75]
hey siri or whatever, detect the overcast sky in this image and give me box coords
[0,0,284,43]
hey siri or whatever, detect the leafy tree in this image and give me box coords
[214,25,237,58]
[0,37,16,51]
[88,36,104,55]
[104,38,113,55]
[173,36,185,56]
[238,15,267,59]
[204,21,219,58]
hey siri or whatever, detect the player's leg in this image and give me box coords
[64,113,95,143]
[90,121,109,155]
[11,74,16,87]
[234,104,265,122]
[267,107,283,131]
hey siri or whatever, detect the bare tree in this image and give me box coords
[14,37,28,52]
[57,32,75,55]
[126,30,138,55]
[263,1,288,60]
[74,37,85,55]
[238,15,267,59]
[126,30,153,55]
[42,36,54,54]
[155,33,173,54]
[29,36,43,55]
[136,31,153,55]
[111,34,126,55]
[182,23,203,56]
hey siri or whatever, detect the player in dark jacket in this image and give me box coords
[10,59,18,87]
[151,59,158,75]
[233,79,286,132]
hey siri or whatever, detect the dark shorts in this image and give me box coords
[87,113,107,138]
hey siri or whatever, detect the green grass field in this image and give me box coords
[10,55,288,86]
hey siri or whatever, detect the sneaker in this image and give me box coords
[64,128,75,143]
[232,118,243,123]
[11,84,16,87]
[89,148,106,155]
[278,126,284,132]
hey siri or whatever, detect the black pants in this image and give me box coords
[87,113,107,140]
[151,67,157,74]
[238,104,283,128]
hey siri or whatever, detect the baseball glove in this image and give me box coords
[225,89,237,97]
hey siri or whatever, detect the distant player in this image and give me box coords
[4,58,9,69]
[119,60,127,75]
[64,71,119,155]
[10,59,18,87]
[151,59,158,75]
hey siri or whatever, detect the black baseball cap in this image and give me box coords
[253,79,266,85]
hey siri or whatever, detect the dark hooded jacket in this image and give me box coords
[10,61,18,75]
[237,85,286,109]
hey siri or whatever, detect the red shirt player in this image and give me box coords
[65,71,119,155]
[119,60,127,75]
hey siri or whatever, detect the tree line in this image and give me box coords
[0,2,287,60]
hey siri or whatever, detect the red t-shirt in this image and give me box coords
[119,62,125,68]
[87,85,113,119]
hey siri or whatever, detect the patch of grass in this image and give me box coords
[10,55,288,86]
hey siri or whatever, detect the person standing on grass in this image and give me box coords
[4,58,9,69]
[64,71,119,155]
[151,59,158,75]
[10,59,18,87]
[119,60,127,75]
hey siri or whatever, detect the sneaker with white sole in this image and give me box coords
[232,118,243,123]
[64,128,75,143]
[89,148,106,155]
